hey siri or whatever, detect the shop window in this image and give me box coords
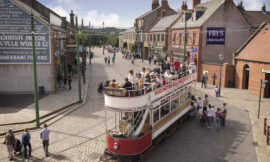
[157,34,160,41]
[179,33,182,44]
[161,34,165,41]
[173,33,176,44]
[193,33,197,45]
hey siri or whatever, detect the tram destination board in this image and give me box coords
[0,0,50,64]
[105,88,126,97]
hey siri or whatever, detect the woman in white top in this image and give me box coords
[128,70,137,85]
[207,105,215,128]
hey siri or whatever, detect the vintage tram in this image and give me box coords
[104,72,197,157]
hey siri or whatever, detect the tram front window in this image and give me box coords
[105,109,148,138]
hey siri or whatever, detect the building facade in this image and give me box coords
[121,27,136,50]
[0,0,74,94]
[235,22,270,98]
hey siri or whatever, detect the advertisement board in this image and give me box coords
[0,0,50,64]
[206,27,226,45]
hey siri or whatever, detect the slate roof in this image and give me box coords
[172,0,225,29]
[235,22,270,63]
[150,14,180,32]
[122,27,135,34]
[240,11,270,29]
[136,6,161,20]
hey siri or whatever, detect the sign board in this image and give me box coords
[0,0,50,64]
[207,27,226,45]
[105,88,126,97]
[190,48,197,52]
[262,69,270,74]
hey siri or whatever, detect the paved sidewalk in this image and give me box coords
[0,64,88,125]
[194,83,270,162]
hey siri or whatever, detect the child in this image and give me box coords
[215,86,219,97]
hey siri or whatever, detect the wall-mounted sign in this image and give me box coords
[262,69,270,74]
[190,48,197,52]
[0,0,50,64]
[206,27,226,45]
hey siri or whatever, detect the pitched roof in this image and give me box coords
[136,6,161,20]
[122,27,135,34]
[150,14,180,32]
[172,0,225,29]
[235,22,270,63]
[239,11,270,29]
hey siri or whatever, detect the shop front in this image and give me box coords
[149,42,166,62]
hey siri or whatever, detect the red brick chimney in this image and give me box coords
[152,0,159,10]
[192,0,201,8]
[161,0,169,8]
[181,1,188,11]
[225,0,233,3]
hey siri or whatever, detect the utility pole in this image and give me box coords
[89,21,91,64]
[141,32,144,63]
[102,22,105,55]
[183,17,187,64]
[31,13,40,128]
[76,16,82,102]
[82,19,86,84]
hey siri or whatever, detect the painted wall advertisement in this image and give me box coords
[0,0,50,64]
[206,27,226,45]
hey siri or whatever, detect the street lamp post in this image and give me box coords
[218,53,224,97]
[102,22,105,55]
[258,79,268,119]
[89,21,91,64]
[75,16,82,102]
[31,13,40,128]
[81,19,86,84]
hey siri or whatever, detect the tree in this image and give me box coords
[107,35,119,48]
[129,43,136,52]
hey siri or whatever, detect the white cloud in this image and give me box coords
[242,0,263,10]
[82,10,133,28]
[48,5,70,18]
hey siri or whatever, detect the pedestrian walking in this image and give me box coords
[107,56,111,65]
[154,56,157,65]
[205,73,208,88]
[22,128,31,158]
[215,86,219,97]
[131,56,134,65]
[148,56,152,64]
[40,124,50,157]
[201,74,206,88]
[104,56,107,64]
[68,74,72,90]
[57,73,63,89]
[215,108,222,131]
[63,74,67,89]
[112,55,115,64]
[4,129,15,161]
[221,103,227,127]
[207,105,214,128]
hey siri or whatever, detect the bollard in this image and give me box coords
[267,126,270,145]
[264,118,267,135]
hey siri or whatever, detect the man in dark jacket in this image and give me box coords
[22,128,31,158]
[5,129,15,161]
[122,78,132,91]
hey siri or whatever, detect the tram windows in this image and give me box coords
[171,99,179,110]
[161,103,170,118]
[154,109,160,123]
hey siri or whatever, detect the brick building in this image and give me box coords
[135,0,177,59]
[148,13,180,60]
[234,22,270,98]
[120,27,136,50]
[0,0,74,94]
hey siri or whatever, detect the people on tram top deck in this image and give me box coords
[110,79,118,88]
[122,78,132,91]
[128,70,137,85]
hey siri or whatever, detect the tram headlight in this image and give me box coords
[113,142,119,150]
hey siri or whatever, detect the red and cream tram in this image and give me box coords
[104,72,197,157]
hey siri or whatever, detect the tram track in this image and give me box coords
[99,114,191,162]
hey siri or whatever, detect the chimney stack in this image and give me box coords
[262,3,266,12]
[161,0,169,8]
[181,1,188,11]
[70,10,74,26]
[225,0,233,3]
[192,0,201,8]
[152,0,159,10]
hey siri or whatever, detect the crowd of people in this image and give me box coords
[193,95,227,131]
[3,124,51,161]
[99,58,196,96]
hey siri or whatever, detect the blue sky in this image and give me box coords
[38,0,269,28]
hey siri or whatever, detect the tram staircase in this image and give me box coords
[0,101,83,136]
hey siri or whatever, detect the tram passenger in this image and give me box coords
[128,70,137,85]
[140,67,146,78]
[110,79,118,88]
[104,80,110,88]
[122,78,132,91]
[151,80,158,90]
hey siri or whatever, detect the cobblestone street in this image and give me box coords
[0,48,259,162]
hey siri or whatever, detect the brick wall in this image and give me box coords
[235,60,270,97]
[201,63,234,87]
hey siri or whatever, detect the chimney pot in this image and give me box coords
[192,0,201,9]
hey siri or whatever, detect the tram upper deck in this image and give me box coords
[104,72,197,111]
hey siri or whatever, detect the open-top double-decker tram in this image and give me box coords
[104,71,197,157]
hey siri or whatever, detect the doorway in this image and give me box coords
[264,73,270,98]
[243,65,250,89]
